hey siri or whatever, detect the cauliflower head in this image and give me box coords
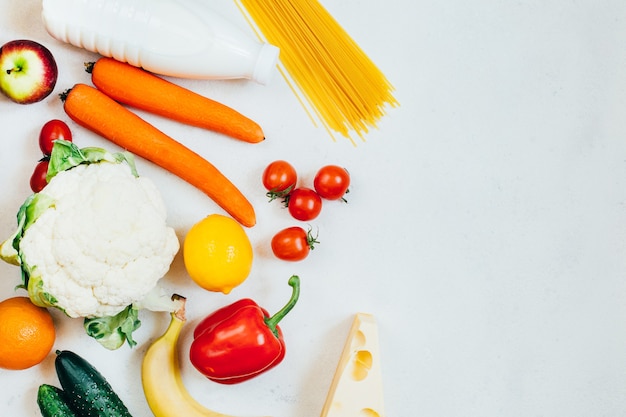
[0,140,181,349]
[20,161,179,318]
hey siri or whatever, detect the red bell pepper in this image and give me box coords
[189,275,300,384]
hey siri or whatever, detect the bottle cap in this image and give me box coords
[252,43,280,85]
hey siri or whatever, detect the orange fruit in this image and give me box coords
[0,296,56,370]
[183,214,253,294]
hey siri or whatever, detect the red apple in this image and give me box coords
[0,39,58,104]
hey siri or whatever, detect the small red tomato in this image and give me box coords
[39,119,72,156]
[314,165,350,201]
[287,187,322,221]
[262,160,298,201]
[30,159,49,193]
[271,227,319,261]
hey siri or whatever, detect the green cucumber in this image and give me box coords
[37,384,78,417]
[54,350,133,417]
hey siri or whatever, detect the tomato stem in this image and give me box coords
[306,227,320,250]
[341,188,350,203]
[266,184,294,202]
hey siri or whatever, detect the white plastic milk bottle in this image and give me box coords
[41,0,280,84]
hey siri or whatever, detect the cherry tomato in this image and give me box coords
[30,159,49,193]
[262,160,297,201]
[314,165,350,201]
[287,187,322,221]
[271,226,319,261]
[39,119,72,156]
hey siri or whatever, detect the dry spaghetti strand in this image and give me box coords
[237,0,398,142]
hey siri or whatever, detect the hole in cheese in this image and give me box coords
[360,408,380,417]
[351,349,373,381]
[350,329,366,349]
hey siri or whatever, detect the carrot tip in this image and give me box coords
[84,62,95,74]
[58,89,72,102]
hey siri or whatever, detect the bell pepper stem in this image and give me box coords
[265,275,300,337]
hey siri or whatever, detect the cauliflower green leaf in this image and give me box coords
[47,139,137,180]
[84,289,184,349]
[0,193,55,268]
[84,306,141,350]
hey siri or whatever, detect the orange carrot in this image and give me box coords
[87,57,265,144]
[62,83,256,227]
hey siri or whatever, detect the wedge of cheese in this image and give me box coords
[321,313,385,417]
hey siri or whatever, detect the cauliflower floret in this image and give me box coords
[19,162,179,318]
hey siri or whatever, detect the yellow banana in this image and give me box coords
[141,296,270,417]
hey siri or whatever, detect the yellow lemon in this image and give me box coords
[183,214,253,294]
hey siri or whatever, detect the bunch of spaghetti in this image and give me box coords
[236,0,398,143]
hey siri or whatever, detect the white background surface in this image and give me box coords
[1,0,626,416]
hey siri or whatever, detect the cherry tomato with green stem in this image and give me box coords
[271,226,319,261]
[39,119,72,156]
[314,165,350,201]
[287,187,322,221]
[262,160,297,201]
[30,159,49,193]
